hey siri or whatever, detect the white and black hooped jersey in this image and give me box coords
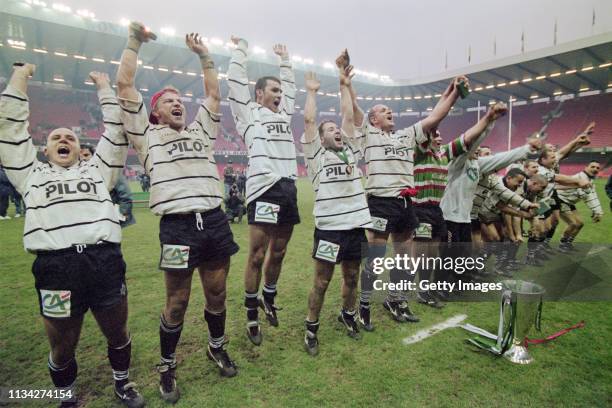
[0,86,127,251]
[355,120,427,198]
[228,39,297,205]
[471,173,531,219]
[556,172,603,215]
[538,165,556,199]
[301,132,371,230]
[478,175,532,216]
[119,93,222,215]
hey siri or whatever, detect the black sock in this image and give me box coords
[160,314,183,365]
[508,241,519,261]
[305,319,319,335]
[48,355,77,400]
[262,283,277,304]
[205,308,226,349]
[342,309,356,321]
[245,291,259,321]
[108,338,131,390]
[527,236,544,257]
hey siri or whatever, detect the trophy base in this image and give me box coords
[503,345,534,364]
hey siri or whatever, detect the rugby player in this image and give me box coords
[526,148,591,265]
[412,105,535,306]
[477,168,538,275]
[0,65,143,407]
[79,143,135,228]
[301,65,371,355]
[228,36,298,345]
[335,47,468,327]
[116,24,239,402]
[556,161,603,252]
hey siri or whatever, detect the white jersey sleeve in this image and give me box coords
[227,40,254,144]
[279,57,296,120]
[118,92,149,172]
[92,88,129,190]
[0,85,38,195]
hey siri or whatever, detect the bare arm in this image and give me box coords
[339,65,356,138]
[185,33,220,113]
[420,76,466,134]
[463,102,507,148]
[335,49,364,127]
[497,203,534,219]
[303,72,319,144]
[557,122,594,160]
[116,22,156,101]
[555,173,590,188]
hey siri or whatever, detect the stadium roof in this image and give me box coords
[1,0,611,114]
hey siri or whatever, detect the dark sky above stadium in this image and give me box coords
[67,0,611,80]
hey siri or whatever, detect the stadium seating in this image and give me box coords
[23,85,611,161]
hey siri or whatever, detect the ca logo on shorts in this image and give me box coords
[40,290,71,318]
[415,223,433,239]
[160,245,190,269]
[254,201,280,224]
[315,240,340,263]
[370,217,388,232]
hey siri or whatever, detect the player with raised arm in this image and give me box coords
[336,49,466,328]
[227,36,298,345]
[116,23,239,402]
[0,65,143,407]
[301,65,371,355]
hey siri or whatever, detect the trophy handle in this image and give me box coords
[535,296,543,332]
[497,290,515,354]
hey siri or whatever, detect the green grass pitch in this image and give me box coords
[1,179,611,407]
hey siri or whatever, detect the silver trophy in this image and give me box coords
[500,280,544,364]
[464,279,544,364]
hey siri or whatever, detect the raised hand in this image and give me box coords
[485,102,508,122]
[335,49,350,70]
[88,71,110,90]
[185,33,209,57]
[13,62,35,77]
[305,71,320,93]
[339,65,354,87]
[527,134,544,151]
[582,121,596,136]
[128,21,157,43]
[273,44,289,59]
[576,122,595,145]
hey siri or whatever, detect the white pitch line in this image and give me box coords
[586,246,607,257]
[402,314,467,345]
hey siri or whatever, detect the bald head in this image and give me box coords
[44,127,81,168]
[368,104,394,132]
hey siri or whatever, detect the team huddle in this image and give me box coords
[0,21,605,408]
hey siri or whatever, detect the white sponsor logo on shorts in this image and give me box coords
[315,240,340,263]
[160,245,190,269]
[415,223,433,239]
[370,217,388,232]
[40,289,71,318]
[254,201,280,224]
